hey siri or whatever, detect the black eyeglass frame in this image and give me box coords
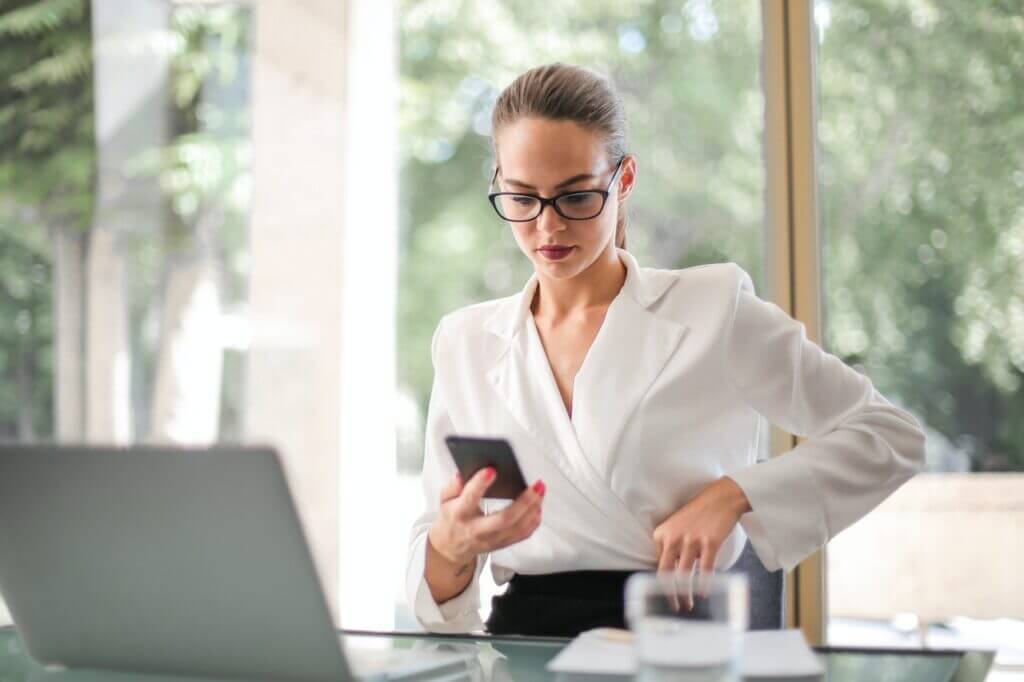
[487,156,627,222]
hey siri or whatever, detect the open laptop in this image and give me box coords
[0,444,474,681]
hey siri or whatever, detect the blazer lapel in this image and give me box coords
[485,315,571,476]
[483,250,689,539]
[484,275,582,482]
[571,280,689,481]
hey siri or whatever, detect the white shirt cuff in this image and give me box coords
[729,453,829,572]
[407,533,486,633]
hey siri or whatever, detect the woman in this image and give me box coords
[405,63,925,637]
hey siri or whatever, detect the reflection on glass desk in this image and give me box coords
[0,626,994,681]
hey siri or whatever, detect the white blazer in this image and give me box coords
[406,248,925,632]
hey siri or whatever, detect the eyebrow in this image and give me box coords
[501,172,597,191]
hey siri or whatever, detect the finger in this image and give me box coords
[657,542,680,613]
[697,540,718,598]
[657,540,677,575]
[493,505,542,549]
[473,480,544,538]
[677,540,700,611]
[439,472,464,503]
[458,467,497,515]
[678,539,700,575]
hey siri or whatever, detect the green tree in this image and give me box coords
[817,0,1024,470]
[123,4,251,441]
[0,0,94,438]
[0,0,250,441]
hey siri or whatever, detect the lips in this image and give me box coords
[538,245,574,261]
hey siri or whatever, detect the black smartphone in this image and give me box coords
[444,435,529,500]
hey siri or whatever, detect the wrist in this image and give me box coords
[428,523,473,567]
[721,476,752,516]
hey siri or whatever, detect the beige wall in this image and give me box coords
[829,474,1024,622]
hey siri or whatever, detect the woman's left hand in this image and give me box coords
[652,476,752,582]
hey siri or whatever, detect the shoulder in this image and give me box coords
[430,293,519,360]
[667,261,755,295]
[438,293,517,336]
[641,261,756,311]
[628,260,760,337]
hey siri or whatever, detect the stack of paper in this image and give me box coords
[547,628,824,680]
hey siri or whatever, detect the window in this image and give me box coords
[816,0,1024,647]
[0,0,252,623]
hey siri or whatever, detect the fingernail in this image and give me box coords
[532,480,546,496]
[484,467,496,481]
[454,472,463,485]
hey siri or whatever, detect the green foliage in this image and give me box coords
[0,0,251,441]
[120,4,251,439]
[0,0,93,438]
[0,208,53,439]
[817,0,1024,469]
[0,0,81,36]
[122,4,251,258]
[0,0,93,224]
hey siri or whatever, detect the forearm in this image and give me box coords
[424,527,477,604]
[721,475,753,515]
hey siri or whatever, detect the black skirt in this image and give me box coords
[484,570,638,638]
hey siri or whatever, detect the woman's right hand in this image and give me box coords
[427,467,546,567]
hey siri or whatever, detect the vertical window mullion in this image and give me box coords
[761,0,825,645]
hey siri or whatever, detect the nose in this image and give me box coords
[535,203,567,236]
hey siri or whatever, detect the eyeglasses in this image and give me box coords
[487,156,626,222]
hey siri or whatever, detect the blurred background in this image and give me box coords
[0,0,1021,668]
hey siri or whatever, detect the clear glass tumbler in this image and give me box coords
[625,571,749,682]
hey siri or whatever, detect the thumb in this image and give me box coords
[459,467,497,513]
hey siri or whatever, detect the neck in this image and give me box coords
[531,243,626,319]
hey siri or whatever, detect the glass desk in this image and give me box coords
[0,626,994,681]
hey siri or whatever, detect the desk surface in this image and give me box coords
[0,626,994,681]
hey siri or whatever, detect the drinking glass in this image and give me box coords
[625,571,749,682]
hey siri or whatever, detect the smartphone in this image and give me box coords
[444,435,529,499]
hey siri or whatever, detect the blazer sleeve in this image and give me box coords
[723,267,926,572]
[405,317,488,632]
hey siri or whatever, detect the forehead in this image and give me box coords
[495,117,606,184]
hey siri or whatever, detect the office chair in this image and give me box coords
[732,540,785,630]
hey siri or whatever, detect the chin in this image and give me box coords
[533,257,587,280]
[541,266,580,279]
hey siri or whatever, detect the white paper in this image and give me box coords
[547,628,824,678]
[636,619,736,667]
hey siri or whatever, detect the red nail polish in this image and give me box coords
[485,467,497,481]
[532,480,546,496]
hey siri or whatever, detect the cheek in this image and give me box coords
[582,212,617,245]
[509,224,541,258]
[509,223,532,246]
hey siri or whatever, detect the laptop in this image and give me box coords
[0,444,474,681]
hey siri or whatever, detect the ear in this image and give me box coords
[617,154,638,203]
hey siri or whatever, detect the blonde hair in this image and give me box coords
[491,63,630,249]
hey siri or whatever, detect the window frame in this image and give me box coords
[761,0,825,644]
